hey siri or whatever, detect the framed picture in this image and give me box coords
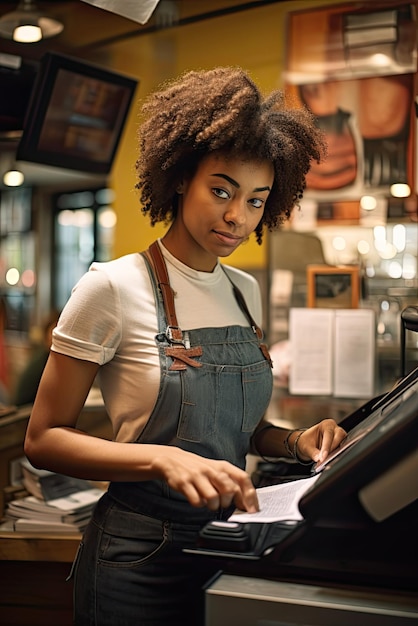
[285,3,416,210]
[307,265,360,309]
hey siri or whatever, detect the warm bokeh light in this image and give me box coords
[360,196,377,211]
[369,53,391,67]
[98,208,117,229]
[402,254,417,279]
[13,24,42,43]
[379,243,397,260]
[74,209,94,228]
[21,269,36,288]
[57,210,75,226]
[6,267,20,285]
[3,169,24,187]
[393,224,406,252]
[332,236,346,251]
[390,183,410,198]
[388,261,403,278]
[357,240,370,255]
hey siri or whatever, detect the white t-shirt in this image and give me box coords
[53,240,263,443]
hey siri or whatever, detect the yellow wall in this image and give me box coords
[103,0,349,267]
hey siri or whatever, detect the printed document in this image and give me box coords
[228,474,321,524]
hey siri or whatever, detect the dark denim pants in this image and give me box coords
[73,494,222,625]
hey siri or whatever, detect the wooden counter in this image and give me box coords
[0,531,81,626]
[0,530,80,561]
[0,402,111,625]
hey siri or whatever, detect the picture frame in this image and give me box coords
[307,265,360,309]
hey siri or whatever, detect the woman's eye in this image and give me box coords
[212,187,230,199]
[249,198,264,209]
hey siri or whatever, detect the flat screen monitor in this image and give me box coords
[16,52,138,174]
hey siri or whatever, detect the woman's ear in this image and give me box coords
[176,182,184,194]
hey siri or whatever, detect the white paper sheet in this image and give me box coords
[333,309,375,397]
[228,474,321,524]
[289,308,334,395]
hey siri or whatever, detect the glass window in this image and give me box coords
[53,187,116,310]
[0,188,35,333]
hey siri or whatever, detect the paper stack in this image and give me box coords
[4,457,105,533]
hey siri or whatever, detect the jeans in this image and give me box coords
[72,494,222,625]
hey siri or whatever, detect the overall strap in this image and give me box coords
[222,267,273,368]
[142,241,203,370]
[143,240,183,344]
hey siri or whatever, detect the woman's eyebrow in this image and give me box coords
[211,173,271,192]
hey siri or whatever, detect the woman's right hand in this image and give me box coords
[151,446,259,513]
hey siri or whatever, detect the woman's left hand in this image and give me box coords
[296,419,347,464]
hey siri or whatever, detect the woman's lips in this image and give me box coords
[213,230,243,246]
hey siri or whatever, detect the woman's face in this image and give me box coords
[164,153,274,271]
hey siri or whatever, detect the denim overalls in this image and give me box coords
[73,242,273,626]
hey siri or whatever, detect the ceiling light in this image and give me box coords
[14,24,41,43]
[0,0,64,43]
[3,167,25,187]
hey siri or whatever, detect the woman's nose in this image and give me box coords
[224,199,246,225]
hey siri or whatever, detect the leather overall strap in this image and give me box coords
[143,240,183,344]
[143,241,203,370]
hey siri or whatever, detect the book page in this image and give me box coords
[48,488,104,511]
[288,308,334,395]
[228,474,321,524]
[333,309,375,398]
[14,518,84,533]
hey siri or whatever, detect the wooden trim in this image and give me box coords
[307,265,360,309]
[0,532,80,562]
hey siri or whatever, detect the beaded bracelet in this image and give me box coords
[284,428,313,465]
[293,429,314,465]
[283,428,298,457]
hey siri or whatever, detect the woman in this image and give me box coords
[25,67,346,626]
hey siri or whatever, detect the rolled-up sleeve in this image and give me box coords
[52,266,122,366]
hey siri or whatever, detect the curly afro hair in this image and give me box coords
[136,67,326,244]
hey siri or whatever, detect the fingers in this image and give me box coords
[214,469,258,513]
[298,420,347,464]
[158,449,259,513]
[194,465,259,513]
[181,470,238,511]
[318,422,346,462]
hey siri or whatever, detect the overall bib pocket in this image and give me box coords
[177,358,272,442]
